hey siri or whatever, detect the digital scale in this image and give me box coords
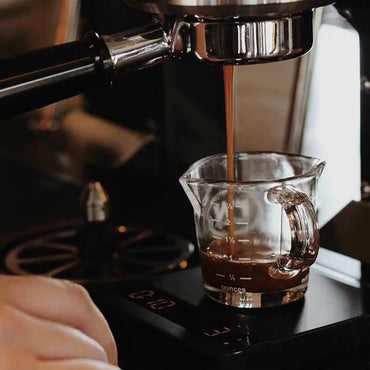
[2,187,370,370]
[88,201,370,370]
[89,245,370,370]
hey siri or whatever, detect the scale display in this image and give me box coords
[123,282,251,352]
[89,263,370,370]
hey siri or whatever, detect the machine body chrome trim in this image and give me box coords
[126,0,334,16]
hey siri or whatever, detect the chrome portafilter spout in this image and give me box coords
[0,0,334,119]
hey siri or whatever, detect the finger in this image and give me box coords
[38,359,122,370]
[0,345,37,370]
[0,303,107,363]
[0,275,117,364]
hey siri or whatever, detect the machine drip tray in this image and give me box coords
[89,259,370,370]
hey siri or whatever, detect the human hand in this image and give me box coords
[0,275,120,369]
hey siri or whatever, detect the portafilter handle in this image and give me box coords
[0,23,169,119]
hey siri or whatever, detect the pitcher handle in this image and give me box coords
[267,185,319,271]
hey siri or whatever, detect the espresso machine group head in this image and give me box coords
[125,0,334,64]
[0,0,335,118]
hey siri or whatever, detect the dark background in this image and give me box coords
[0,0,227,243]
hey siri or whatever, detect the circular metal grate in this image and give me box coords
[0,222,194,283]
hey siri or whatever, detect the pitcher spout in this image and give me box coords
[314,160,326,179]
[179,176,202,216]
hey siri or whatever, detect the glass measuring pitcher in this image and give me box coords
[180,152,325,308]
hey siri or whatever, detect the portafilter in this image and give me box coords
[0,0,334,118]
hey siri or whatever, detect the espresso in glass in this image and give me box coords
[200,240,309,294]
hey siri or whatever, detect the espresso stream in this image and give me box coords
[199,66,307,293]
[223,65,235,256]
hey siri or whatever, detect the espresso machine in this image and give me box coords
[1,0,370,369]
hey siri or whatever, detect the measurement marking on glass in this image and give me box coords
[240,277,252,281]
[236,222,249,225]
[238,257,251,261]
[216,274,225,278]
[238,239,250,243]
[225,236,236,244]
[212,219,223,222]
[212,235,223,240]
[234,204,243,208]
